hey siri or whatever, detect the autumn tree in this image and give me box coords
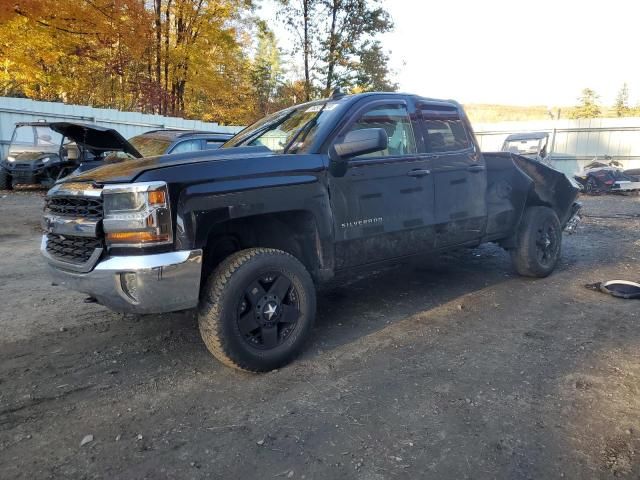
[0,0,153,108]
[570,88,601,119]
[352,40,397,92]
[319,0,393,96]
[276,0,395,100]
[276,0,319,101]
[251,21,283,116]
[0,0,258,123]
[614,83,630,117]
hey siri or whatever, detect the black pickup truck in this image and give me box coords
[42,92,580,372]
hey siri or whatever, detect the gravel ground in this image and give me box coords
[0,190,639,479]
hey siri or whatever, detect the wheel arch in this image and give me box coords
[199,209,333,282]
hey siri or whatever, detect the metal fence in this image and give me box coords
[3,97,639,178]
[0,97,243,159]
[473,117,640,176]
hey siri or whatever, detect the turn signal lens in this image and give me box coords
[106,231,170,244]
[148,190,166,205]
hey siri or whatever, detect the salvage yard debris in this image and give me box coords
[585,280,640,299]
[574,158,640,195]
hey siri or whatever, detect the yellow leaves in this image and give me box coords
[1,0,261,123]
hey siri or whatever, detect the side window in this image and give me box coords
[346,104,417,159]
[419,106,470,153]
[170,139,202,154]
[204,140,224,150]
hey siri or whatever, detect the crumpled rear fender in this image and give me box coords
[510,153,580,225]
[484,152,580,247]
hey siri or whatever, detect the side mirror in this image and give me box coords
[332,128,388,160]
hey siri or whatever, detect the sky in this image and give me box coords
[258,0,639,107]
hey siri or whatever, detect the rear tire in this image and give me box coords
[510,206,562,278]
[0,169,12,190]
[198,248,316,372]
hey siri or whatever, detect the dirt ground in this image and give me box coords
[0,190,639,479]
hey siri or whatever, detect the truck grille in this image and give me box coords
[46,233,103,264]
[45,196,103,220]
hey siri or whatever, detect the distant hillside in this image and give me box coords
[463,104,557,123]
[463,104,629,123]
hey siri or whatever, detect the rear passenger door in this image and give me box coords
[417,103,487,247]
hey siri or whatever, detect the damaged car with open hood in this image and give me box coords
[0,122,142,189]
[41,92,581,372]
[0,122,234,189]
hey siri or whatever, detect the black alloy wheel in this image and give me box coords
[534,220,560,269]
[511,206,562,278]
[198,248,316,372]
[236,272,301,350]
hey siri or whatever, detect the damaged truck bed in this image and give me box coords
[484,152,581,245]
[42,92,580,372]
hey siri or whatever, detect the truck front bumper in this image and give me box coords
[42,236,203,314]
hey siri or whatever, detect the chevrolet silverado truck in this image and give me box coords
[41,92,580,372]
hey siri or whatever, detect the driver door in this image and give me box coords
[328,99,436,269]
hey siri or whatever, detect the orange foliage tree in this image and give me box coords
[0,0,259,124]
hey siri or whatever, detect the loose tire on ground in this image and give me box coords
[198,248,316,372]
[0,169,12,190]
[510,206,562,278]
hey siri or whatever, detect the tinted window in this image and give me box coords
[419,106,470,153]
[204,140,224,150]
[346,104,416,158]
[170,139,202,154]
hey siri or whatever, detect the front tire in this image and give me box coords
[198,248,316,372]
[0,169,12,190]
[511,206,562,278]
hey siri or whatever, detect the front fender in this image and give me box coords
[174,176,334,270]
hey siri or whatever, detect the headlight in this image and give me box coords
[7,156,15,162]
[41,157,51,164]
[102,181,172,247]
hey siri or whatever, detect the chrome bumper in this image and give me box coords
[42,236,202,314]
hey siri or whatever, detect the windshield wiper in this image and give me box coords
[283,103,328,154]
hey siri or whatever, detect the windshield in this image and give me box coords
[128,134,172,157]
[223,101,340,153]
[9,125,62,154]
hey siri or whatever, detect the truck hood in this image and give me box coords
[61,145,274,184]
[49,122,143,158]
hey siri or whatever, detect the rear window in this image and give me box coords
[419,105,470,153]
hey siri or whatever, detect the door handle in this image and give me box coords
[407,169,431,177]
[467,164,485,173]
